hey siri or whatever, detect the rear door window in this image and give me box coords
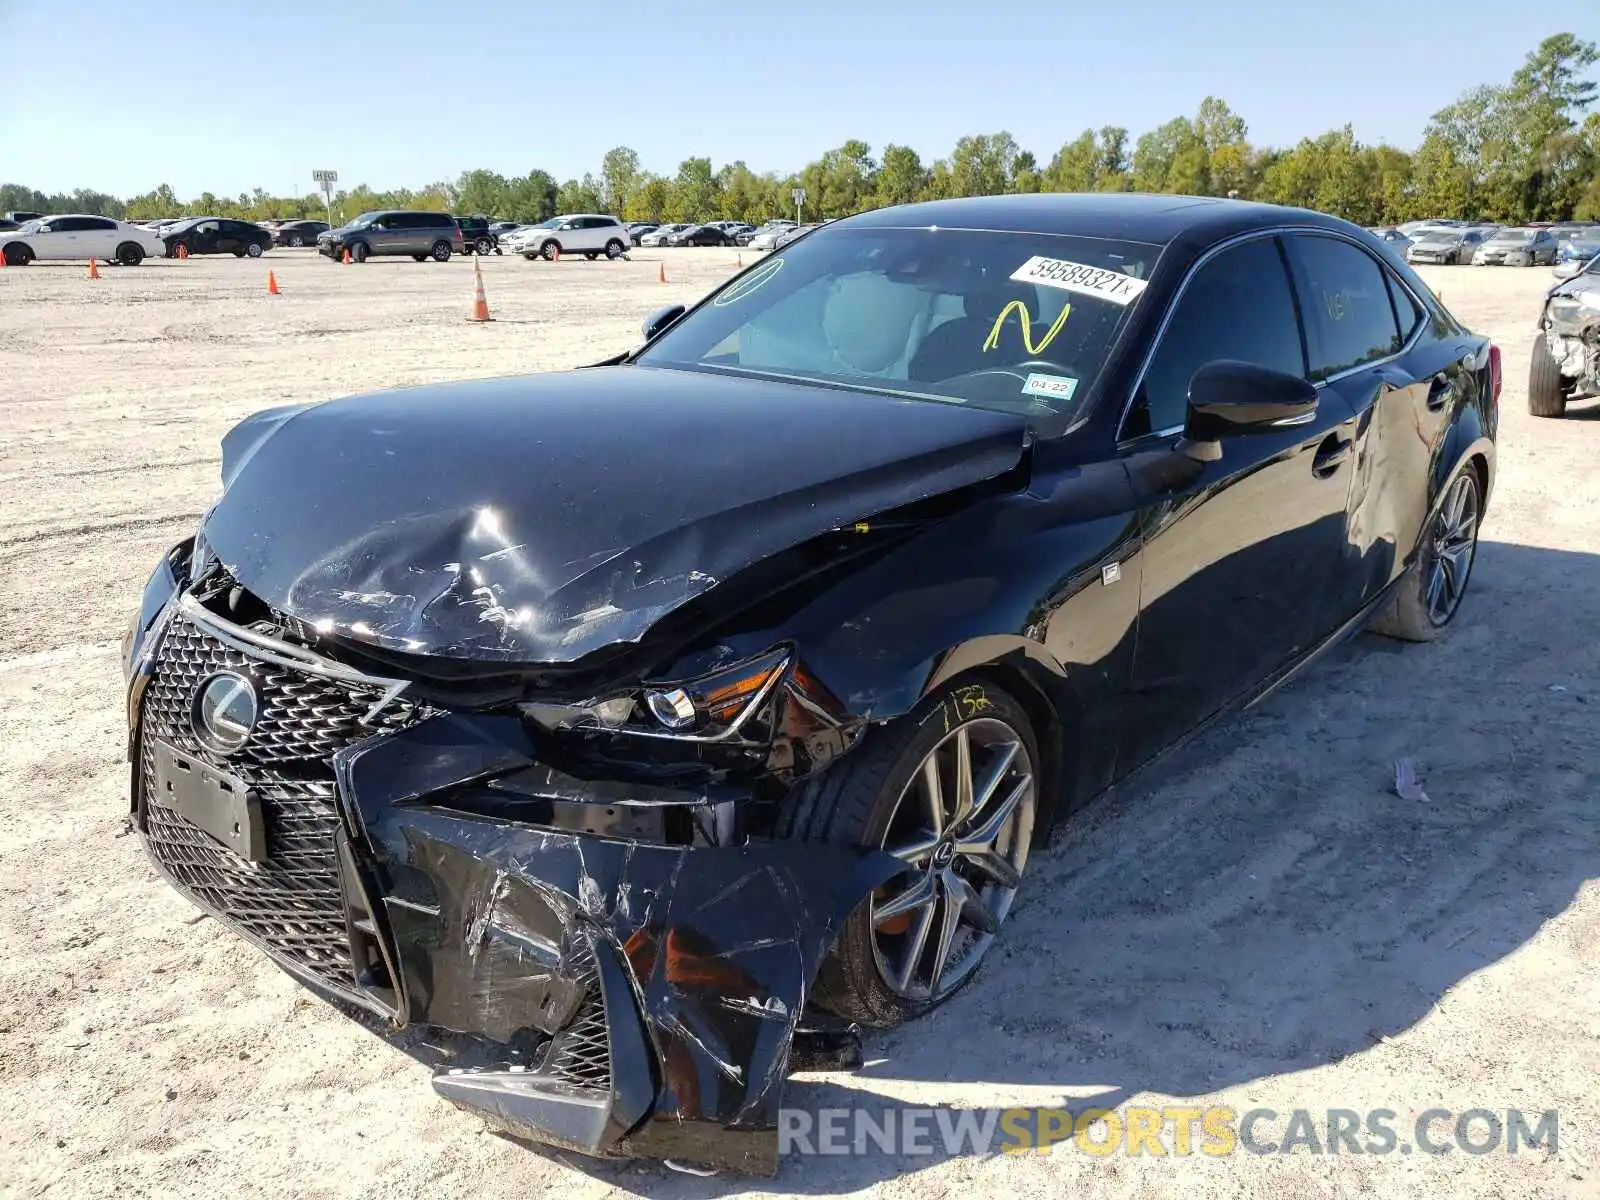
[1284,235,1403,381]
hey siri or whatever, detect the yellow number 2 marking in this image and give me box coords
[984,300,1072,356]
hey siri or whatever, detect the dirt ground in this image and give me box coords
[0,248,1595,1199]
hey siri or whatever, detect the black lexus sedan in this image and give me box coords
[123,194,1498,1175]
[162,216,274,258]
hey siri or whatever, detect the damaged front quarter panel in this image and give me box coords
[337,715,905,1175]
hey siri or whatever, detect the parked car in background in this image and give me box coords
[627,223,658,246]
[3,210,44,225]
[737,220,795,246]
[1405,228,1488,265]
[667,224,731,247]
[1553,236,1600,276]
[1529,251,1599,416]
[317,211,464,263]
[1473,227,1559,266]
[489,221,521,239]
[638,223,690,247]
[162,217,274,259]
[1369,227,1414,256]
[272,219,330,247]
[506,214,630,261]
[453,215,500,255]
[0,218,17,233]
[2,214,167,265]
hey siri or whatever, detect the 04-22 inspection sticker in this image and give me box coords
[1009,256,1148,306]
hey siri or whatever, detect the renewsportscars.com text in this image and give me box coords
[779,1106,1559,1158]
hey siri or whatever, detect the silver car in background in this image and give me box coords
[1406,227,1491,265]
[1473,227,1559,266]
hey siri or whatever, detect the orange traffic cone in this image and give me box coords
[267,270,280,295]
[658,262,667,284]
[552,244,561,262]
[177,243,188,260]
[468,257,492,322]
[342,247,352,264]
[87,258,101,280]
[0,249,6,267]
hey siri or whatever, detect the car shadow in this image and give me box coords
[567,538,1599,1194]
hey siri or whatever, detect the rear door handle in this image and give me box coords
[1312,434,1351,478]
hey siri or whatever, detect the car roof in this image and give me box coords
[44,213,122,222]
[838,193,1356,249]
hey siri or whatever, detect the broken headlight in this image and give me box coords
[520,647,791,743]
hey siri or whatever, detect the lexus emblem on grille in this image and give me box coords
[192,672,259,753]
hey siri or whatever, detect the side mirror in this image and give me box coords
[1178,360,1318,462]
[641,303,686,341]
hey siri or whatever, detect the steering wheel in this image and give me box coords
[947,358,1079,386]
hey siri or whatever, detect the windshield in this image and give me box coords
[1492,229,1533,241]
[636,225,1159,421]
[347,212,380,229]
[17,219,42,234]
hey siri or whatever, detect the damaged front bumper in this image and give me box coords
[126,567,902,1175]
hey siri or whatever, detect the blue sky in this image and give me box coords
[0,0,1575,197]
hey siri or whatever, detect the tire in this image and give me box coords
[604,238,625,260]
[778,680,1041,1028]
[246,242,263,258]
[233,249,246,258]
[411,254,427,262]
[115,242,144,266]
[522,252,537,260]
[584,251,599,261]
[475,236,493,255]
[167,241,186,259]
[429,240,451,262]
[2,243,31,266]
[289,235,304,247]
[1368,465,1482,643]
[350,241,369,263]
[1527,334,1568,417]
[539,240,560,261]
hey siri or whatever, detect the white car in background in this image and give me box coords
[504,214,630,261]
[2,214,167,266]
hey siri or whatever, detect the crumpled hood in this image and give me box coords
[201,366,1028,664]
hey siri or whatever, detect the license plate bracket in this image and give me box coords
[152,740,265,861]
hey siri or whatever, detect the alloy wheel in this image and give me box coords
[1424,473,1480,626]
[871,717,1035,1002]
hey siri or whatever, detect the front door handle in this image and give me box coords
[1312,434,1351,478]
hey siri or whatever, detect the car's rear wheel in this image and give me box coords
[115,242,144,266]
[2,243,31,266]
[430,240,452,262]
[475,236,493,255]
[246,242,263,258]
[780,681,1039,1027]
[350,241,369,263]
[1369,466,1482,642]
[1528,334,1569,418]
[604,238,625,260]
[540,240,560,261]
[289,234,305,247]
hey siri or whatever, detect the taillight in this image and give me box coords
[1488,343,1502,404]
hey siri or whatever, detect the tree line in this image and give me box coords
[5,35,1595,230]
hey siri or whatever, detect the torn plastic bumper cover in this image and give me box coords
[328,717,903,1173]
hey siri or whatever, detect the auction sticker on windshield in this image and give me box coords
[1010,257,1148,306]
[1020,373,1079,402]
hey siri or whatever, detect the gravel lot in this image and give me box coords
[1,249,1595,1199]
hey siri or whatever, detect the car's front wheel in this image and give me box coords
[2,243,32,266]
[1369,465,1482,642]
[289,234,304,247]
[1528,334,1569,418]
[540,240,560,261]
[781,680,1040,1027]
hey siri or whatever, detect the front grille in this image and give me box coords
[139,611,423,998]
